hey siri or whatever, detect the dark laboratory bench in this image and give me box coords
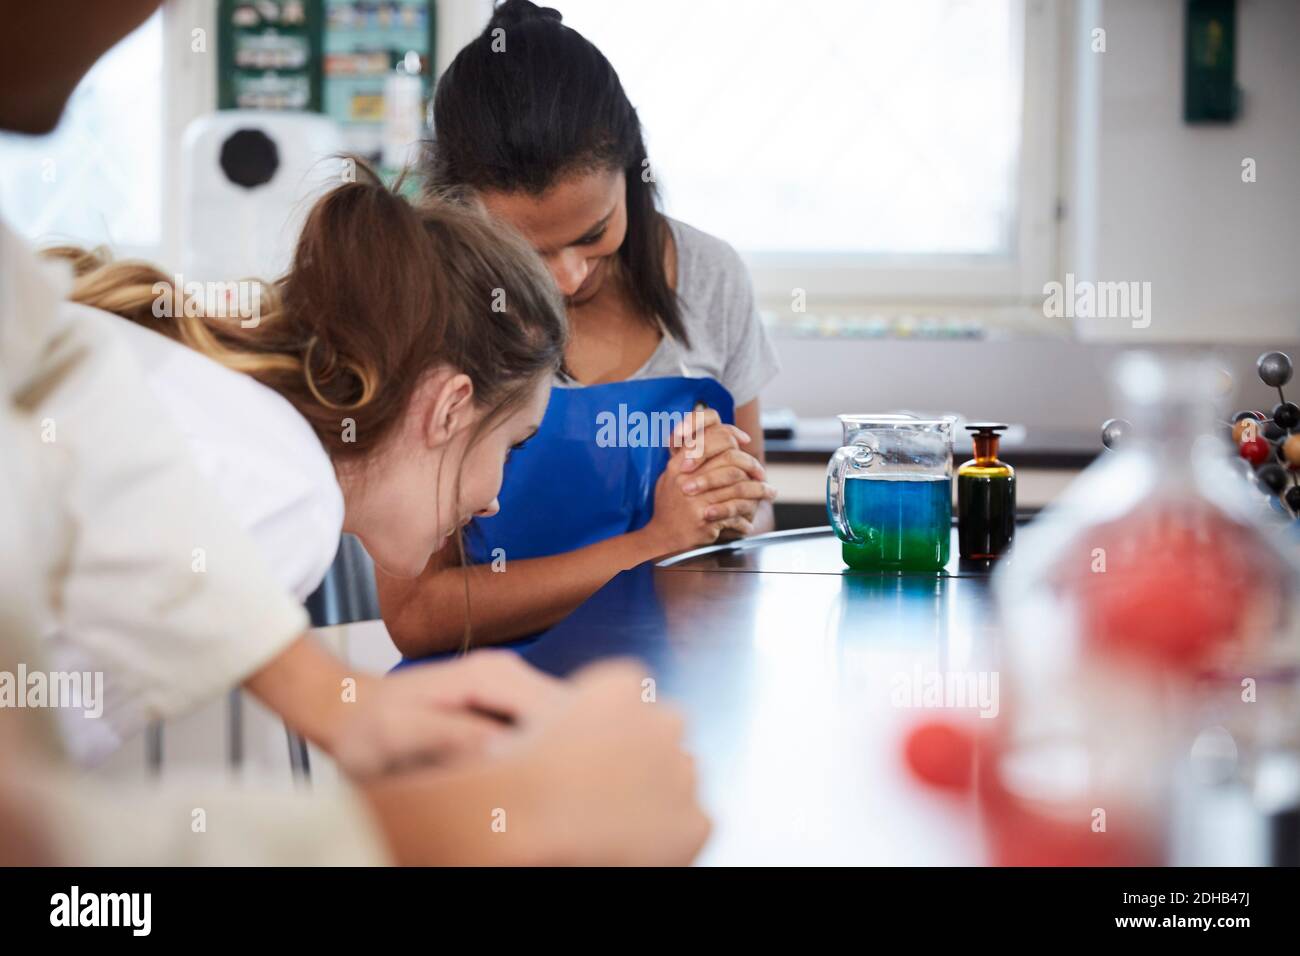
[504,526,1008,864]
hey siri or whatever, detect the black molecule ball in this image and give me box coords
[1256,463,1288,494]
[1273,401,1300,431]
[1286,485,1300,514]
[1257,351,1293,388]
[1101,418,1131,450]
[1264,420,1285,441]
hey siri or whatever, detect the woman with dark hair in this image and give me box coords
[382,0,781,656]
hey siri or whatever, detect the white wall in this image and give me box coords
[1073,0,1300,343]
[760,335,1296,427]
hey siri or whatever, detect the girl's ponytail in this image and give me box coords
[47,159,566,460]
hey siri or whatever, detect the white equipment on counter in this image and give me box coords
[180,110,344,282]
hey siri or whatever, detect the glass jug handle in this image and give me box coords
[827,444,873,543]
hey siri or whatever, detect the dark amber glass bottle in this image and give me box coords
[958,423,1015,560]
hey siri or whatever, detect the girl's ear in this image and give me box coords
[420,371,475,449]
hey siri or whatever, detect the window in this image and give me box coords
[0,12,164,254]
[557,0,1059,308]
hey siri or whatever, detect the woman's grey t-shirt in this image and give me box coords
[556,217,780,407]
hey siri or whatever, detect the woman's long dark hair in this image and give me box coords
[424,0,688,346]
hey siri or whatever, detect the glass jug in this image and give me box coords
[826,415,956,571]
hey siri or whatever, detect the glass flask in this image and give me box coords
[985,352,1300,865]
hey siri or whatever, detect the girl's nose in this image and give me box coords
[476,498,501,519]
[548,250,590,297]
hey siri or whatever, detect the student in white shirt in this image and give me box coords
[42,179,568,766]
[1,0,708,865]
[5,180,707,866]
[42,173,709,810]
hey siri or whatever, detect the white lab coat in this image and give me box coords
[52,303,350,773]
[0,218,386,864]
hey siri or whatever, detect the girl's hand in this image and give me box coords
[671,410,760,478]
[507,660,710,865]
[361,659,710,866]
[668,409,749,470]
[677,450,777,535]
[664,409,775,540]
[332,651,566,778]
[645,450,755,553]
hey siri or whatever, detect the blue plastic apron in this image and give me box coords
[394,371,735,670]
[465,374,736,563]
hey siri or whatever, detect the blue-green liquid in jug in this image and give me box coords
[836,473,951,571]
